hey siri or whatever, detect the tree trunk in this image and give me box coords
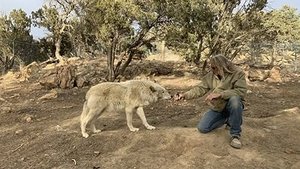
[210,36,222,56]
[194,38,203,65]
[115,48,135,79]
[294,54,298,72]
[270,41,277,66]
[3,55,9,74]
[160,40,166,61]
[112,22,154,79]
[107,38,117,82]
[55,34,65,63]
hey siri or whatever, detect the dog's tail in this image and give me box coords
[80,101,89,123]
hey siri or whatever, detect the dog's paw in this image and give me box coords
[130,127,139,132]
[82,133,89,138]
[146,125,156,130]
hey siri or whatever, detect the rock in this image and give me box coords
[75,75,86,88]
[41,74,59,89]
[94,151,100,155]
[38,90,58,101]
[15,129,24,134]
[55,125,64,131]
[23,114,34,123]
[263,128,271,132]
[39,71,59,89]
[265,66,282,83]
[248,69,269,81]
[9,94,20,98]
[0,97,6,102]
[281,107,300,114]
[43,63,57,70]
[266,125,278,130]
[1,107,12,113]
[19,62,41,81]
[67,57,81,64]
[57,65,76,89]
[39,64,76,89]
[26,117,32,123]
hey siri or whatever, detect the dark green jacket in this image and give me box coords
[183,68,247,112]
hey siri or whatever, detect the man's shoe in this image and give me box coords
[230,136,242,149]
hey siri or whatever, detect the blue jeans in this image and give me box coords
[197,96,243,137]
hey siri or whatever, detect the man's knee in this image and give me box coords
[228,96,242,109]
[197,125,210,133]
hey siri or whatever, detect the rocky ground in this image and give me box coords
[0,60,300,169]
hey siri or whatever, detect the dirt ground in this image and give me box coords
[0,63,300,169]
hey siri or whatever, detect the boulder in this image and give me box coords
[39,64,76,89]
[265,66,282,83]
[248,69,269,81]
[19,62,41,81]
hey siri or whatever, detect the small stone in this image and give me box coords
[15,129,23,134]
[267,125,278,130]
[26,117,32,123]
[55,125,63,131]
[263,128,271,132]
[1,107,12,113]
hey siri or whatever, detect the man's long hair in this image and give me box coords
[210,54,236,77]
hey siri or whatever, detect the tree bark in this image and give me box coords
[117,51,134,76]
[55,34,65,63]
[194,38,203,65]
[107,37,117,82]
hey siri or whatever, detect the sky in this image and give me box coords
[0,0,46,39]
[266,0,300,11]
[0,0,300,39]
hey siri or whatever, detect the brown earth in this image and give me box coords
[0,63,300,169]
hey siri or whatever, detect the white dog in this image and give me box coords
[80,80,171,138]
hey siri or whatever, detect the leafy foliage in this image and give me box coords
[163,0,268,64]
[0,9,36,73]
[78,0,169,81]
[1,0,300,77]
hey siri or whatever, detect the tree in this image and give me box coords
[0,16,13,74]
[262,5,300,66]
[264,5,300,44]
[163,0,268,64]
[80,0,169,81]
[163,0,214,64]
[32,0,78,63]
[0,9,33,74]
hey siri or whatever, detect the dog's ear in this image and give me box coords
[149,86,157,92]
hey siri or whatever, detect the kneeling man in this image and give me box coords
[175,54,247,149]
